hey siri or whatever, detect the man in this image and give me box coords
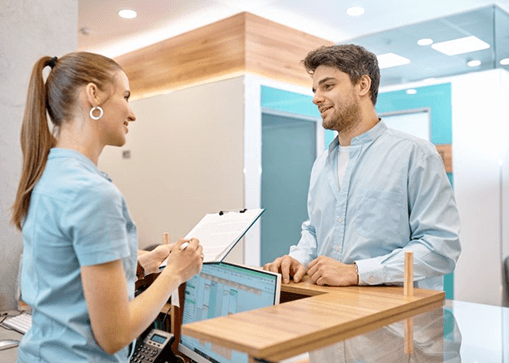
[263,44,460,290]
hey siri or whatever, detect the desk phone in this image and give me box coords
[131,328,175,363]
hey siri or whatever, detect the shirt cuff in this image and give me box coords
[354,258,386,285]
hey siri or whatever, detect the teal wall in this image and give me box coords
[261,86,320,118]
[377,83,454,299]
[377,83,452,144]
[260,86,319,265]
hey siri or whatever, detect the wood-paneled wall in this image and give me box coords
[115,12,334,99]
[436,144,452,173]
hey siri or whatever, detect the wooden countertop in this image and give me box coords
[181,277,444,361]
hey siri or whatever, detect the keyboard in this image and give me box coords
[2,313,32,334]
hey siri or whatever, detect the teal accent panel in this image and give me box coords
[444,273,454,300]
[376,83,452,145]
[261,85,336,150]
[261,86,320,119]
[325,130,336,148]
[447,172,454,187]
[261,113,316,265]
[445,174,454,299]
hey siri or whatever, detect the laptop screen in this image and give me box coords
[178,262,281,363]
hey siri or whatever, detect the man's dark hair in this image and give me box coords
[303,44,380,106]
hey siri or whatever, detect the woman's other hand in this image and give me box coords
[137,244,173,275]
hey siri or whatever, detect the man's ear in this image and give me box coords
[84,82,101,107]
[358,75,372,98]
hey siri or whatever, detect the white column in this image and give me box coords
[0,0,77,310]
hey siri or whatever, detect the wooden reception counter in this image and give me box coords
[181,277,445,362]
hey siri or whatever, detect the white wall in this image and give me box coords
[452,69,509,306]
[99,76,245,263]
[0,0,77,311]
[381,68,509,306]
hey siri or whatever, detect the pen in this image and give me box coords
[180,242,189,250]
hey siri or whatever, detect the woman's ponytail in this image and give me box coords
[11,56,56,230]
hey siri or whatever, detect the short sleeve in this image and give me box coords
[63,178,130,266]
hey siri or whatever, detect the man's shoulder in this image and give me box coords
[383,127,438,157]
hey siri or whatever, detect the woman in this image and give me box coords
[11,52,203,362]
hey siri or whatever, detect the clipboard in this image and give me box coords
[160,208,265,267]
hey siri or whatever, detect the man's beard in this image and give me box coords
[323,100,361,136]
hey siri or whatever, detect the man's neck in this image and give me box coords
[338,110,379,146]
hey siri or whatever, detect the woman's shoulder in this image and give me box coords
[37,153,121,203]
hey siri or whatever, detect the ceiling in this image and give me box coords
[78,0,509,87]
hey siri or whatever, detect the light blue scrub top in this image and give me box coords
[289,121,461,290]
[17,148,138,363]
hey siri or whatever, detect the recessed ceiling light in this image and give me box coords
[431,36,490,56]
[500,58,509,65]
[118,9,137,19]
[376,53,411,69]
[467,60,481,67]
[406,89,417,95]
[346,6,365,16]
[417,38,433,46]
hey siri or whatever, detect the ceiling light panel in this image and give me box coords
[431,35,490,56]
[346,6,365,16]
[377,53,411,69]
[119,9,137,19]
[417,38,433,46]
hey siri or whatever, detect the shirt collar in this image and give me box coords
[328,118,386,152]
[48,148,113,182]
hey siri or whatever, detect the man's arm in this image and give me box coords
[356,153,461,288]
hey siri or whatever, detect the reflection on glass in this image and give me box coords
[303,307,461,363]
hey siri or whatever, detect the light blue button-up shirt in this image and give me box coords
[289,121,461,290]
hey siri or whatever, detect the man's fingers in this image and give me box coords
[308,269,320,284]
[292,264,306,283]
[307,259,318,277]
[280,257,292,284]
[265,263,279,274]
[307,258,317,270]
[263,258,282,274]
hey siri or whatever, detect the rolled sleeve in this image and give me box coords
[64,180,131,266]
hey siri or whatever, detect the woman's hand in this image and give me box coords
[137,244,173,275]
[163,238,203,284]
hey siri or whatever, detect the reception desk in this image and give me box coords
[180,277,509,362]
[2,283,508,362]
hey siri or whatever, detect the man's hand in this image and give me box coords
[307,256,358,286]
[137,244,173,275]
[263,255,306,284]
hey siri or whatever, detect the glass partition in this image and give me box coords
[341,5,509,87]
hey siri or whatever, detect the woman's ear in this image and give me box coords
[84,82,101,107]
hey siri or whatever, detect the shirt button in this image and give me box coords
[334,246,340,252]
[370,277,375,283]
[338,217,343,222]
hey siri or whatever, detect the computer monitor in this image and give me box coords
[178,262,281,363]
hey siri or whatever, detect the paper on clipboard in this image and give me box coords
[164,208,264,307]
[161,208,264,268]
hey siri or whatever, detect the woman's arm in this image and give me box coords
[81,238,202,354]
